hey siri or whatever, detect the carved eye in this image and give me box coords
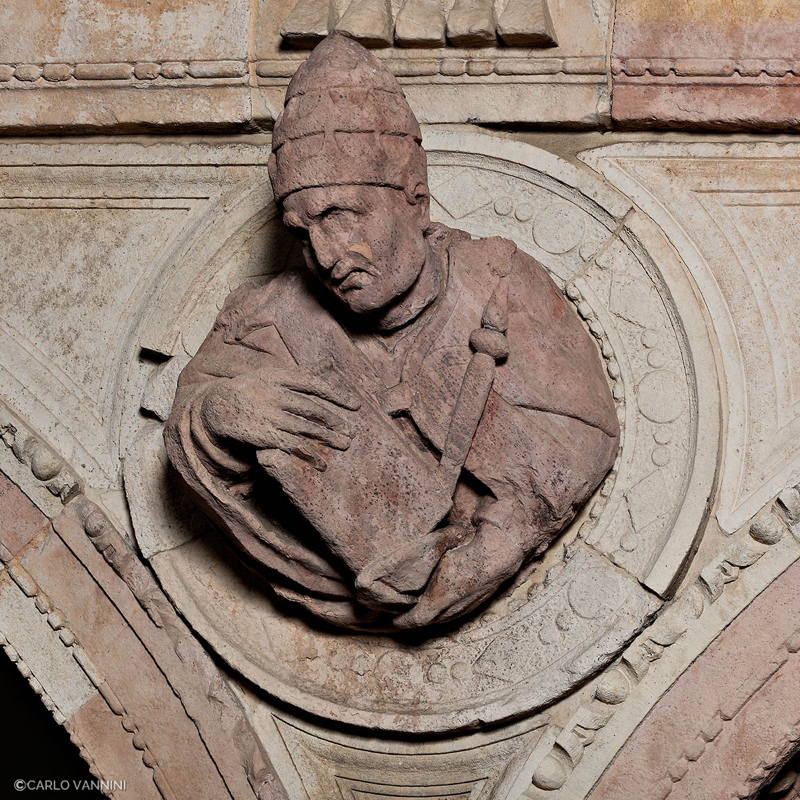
[318,206,358,222]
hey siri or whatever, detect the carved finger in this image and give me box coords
[281,372,362,411]
[393,527,523,629]
[281,393,352,435]
[393,573,497,629]
[276,412,352,451]
[391,552,469,629]
[272,432,328,472]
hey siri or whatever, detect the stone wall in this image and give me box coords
[1,2,799,799]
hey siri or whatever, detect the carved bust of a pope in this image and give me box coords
[164,34,619,631]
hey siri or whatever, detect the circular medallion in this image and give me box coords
[124,132,719,733]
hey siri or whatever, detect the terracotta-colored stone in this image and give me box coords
[612,0,800,129]
[165,35,619,631]
[0,470,48,557]
[589,558,800,800]
[18,524,233,799]
[0,85,255,134]
[67,693,162,800]
[613,84,800,130]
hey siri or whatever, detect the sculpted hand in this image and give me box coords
[200,366,361,471]
[393,498,527,629]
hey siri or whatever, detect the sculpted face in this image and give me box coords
[282,184,430,315]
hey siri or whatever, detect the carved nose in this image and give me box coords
[347,242,373,261]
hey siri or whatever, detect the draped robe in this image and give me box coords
[164,224,619,626]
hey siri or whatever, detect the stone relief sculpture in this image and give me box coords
[163,34,619,631]
[6,0,800,796]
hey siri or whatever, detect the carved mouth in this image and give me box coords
[338,270,370,291]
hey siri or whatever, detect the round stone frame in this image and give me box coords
[124,131,720,734]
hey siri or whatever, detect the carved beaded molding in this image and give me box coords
[0,545,174,799]
[529,486,800,792]
[10,56,796,87]
[0,405,281,799]
[612,57,800,80]
[0,55,605,87]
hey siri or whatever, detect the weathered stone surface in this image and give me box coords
[0,0,613,130]
[16,524,232,799]
[8,0,798,132]
[0,470,49,556]
[335,0,394,47]
[279,0,560,51]
[0,0,249,63]
[150,529,659,734]
[259,0,612,126]
[0,0,255,131]
[1,4,799,785]
[446,0,496,46]
[245,704,549,798]
[394,0,446,48]
[0,124,750,794]
[583,143,800,533]
[612,0,800,128]
[497,0,557,48]
[0,466,288,799]
[165,35,619,632]
[588,558,800,800]
[280,0,333,48]
[0,141,275,495]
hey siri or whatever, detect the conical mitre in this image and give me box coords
[268,33,427,200]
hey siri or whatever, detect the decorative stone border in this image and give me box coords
[0,631,105,787]
[258,54,606,78]
[0,549,174,799]
[0,405,286,800]
[655,637,800,800]
[530,484,800,791]
[613,57,800,79]
[0,55,606,87]
[0,60,249,84]
[564,280,623,537]
[0,406,82,505]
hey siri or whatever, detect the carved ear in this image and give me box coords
[408,181,429,205]
[407,181,431,227]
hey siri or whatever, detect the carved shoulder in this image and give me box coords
[446,232,519,283]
